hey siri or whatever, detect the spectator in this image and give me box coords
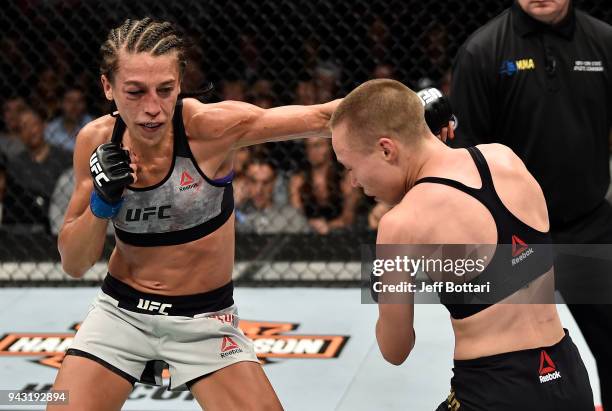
[31,67,62,121]
[251,94,275,110]
[182,35,208,94]
[182,60,207,96]
[236,158,309,234]
[450,0,612,407]
[239,30,261,84]
[0,36,30,95]
[44,87,93,152]
[290,137,361,234]
[423,23,449,70]
[303,37,321,76]
[1,96,27,158]
[2,109,71,231]
[221,79,247,102]
[371,63,396,80]
[0,157,5,224]
[367,16,391,62]
[294,79,318,106]
[314,61,341,103]
[416,23,451,93]
[250,80,275,101]
[233,146,253,208]
[46,40,73,82]
[0,97,20,222]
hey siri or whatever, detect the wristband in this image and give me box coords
[90,191,124,219]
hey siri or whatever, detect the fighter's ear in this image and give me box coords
[378,137,396,160]
[101,75,113,101]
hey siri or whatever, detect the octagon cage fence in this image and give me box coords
[0,0,610,286]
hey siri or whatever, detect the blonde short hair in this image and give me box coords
[330,79,429,148]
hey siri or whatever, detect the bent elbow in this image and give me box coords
[381,347,412,366]
[59,245,90,279]
[60,260,88,279]
[58,233,91,279]
[379,333,415,366]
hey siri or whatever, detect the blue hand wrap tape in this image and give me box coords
[90,191,123,219]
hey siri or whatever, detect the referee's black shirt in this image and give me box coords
[450,1,612,227]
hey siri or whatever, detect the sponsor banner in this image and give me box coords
[0,288,601,410]
[0,288,369,411]
[0,319,348,378]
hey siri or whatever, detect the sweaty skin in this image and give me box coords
[59,54,339,295]
[333,124,564,363]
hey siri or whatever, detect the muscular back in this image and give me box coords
[392,143,563,359]
[403,143,549,245]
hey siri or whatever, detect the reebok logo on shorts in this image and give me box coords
[539,350,562,383]
[511,235,533,266]
[220,336,242,358]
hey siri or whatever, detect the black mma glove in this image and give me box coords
[89,143,133,218]
[417,87,455,136]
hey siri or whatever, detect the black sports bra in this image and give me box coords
[413,147,553,319]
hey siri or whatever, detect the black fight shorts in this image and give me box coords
[436,329,594,411]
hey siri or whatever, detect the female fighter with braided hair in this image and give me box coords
[49,17,339,411]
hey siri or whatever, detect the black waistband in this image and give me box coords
[453,328,570,367]
[101,273,234,317]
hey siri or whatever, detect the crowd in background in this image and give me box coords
[7,4,609,237]
[0,14,452,237]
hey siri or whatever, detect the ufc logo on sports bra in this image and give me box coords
[125,206,172,222]
[89,152,109,186]
[136,299,173,315]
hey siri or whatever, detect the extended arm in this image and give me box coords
[187,99,341,151]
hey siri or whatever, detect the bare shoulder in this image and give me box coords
[476,143,549,231]
[75,114,116,152]
[476,143,525,172]
[182,98,261,141]
[377,197,432,245]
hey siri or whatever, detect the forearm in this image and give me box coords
[274,99,340,138]
[58,209,109,278]
[235,99,342,148]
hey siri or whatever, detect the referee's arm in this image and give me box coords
[450,47,495,148]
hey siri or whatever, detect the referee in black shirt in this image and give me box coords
[450,0,612,408]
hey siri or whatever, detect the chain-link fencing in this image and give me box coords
[0,0,610,284]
